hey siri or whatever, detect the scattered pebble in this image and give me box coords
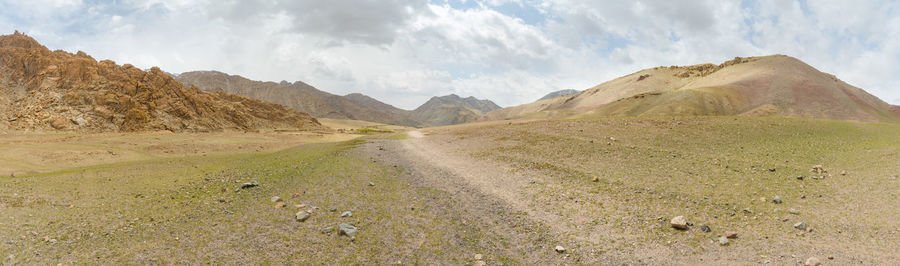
[794,222,808,230]
[670,216,689,230]
[274,202,286,208]
[743,208,753,214]
[295,211,311,222]
[724,231,738,238]
[338,223,357,236]
[840,170,847,176]
[240,181,259,189]
[789,208,800,215]
[341,211,352,218]
[717,236,729,246]
[699,225,711,233]
[768,168,776,172]
[805,257,821,266]
[592,176,599,182]
[368,182,375,186]
[555,245,566,253]
[270,196,282,203]
[773,196,782,204]
[796,175,804,180]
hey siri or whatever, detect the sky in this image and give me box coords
[1,0,898,109]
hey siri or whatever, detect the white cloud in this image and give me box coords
[1,0,897,109]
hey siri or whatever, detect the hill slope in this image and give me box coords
[538,89,579,101]
[484,55,899,122]
[413,94,501,127]
[0,32,323,132]
[178,71,501,127]
[176,71,420,126]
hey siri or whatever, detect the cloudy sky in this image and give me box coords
[1,0,898,109]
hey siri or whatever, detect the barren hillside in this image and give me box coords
[484,55,899,122]
[0,32,323,132]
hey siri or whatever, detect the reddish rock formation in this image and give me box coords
[0,31,323,132]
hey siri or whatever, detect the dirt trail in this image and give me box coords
[362,131,628,263]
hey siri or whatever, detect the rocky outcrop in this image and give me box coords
[0,31,323,132]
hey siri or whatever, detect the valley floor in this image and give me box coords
[1,116,898,264]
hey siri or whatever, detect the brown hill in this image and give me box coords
[413,94,501,127]
[178,71,501,127]
[484,55,899,122]
[176,71,420,126]
[0,31,323,132]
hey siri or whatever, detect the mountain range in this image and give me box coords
[176,71,499,127]
[483,55,900,123]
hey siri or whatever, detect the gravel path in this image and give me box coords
[357,132,577,264]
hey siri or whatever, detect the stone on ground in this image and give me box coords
[555,245,566,253]
[724,231,738,238]
[240,181,259,189]
[296,211,311,222]
[341,211,352,217]
[338,223,357,236]
[699,225,711,233]
[270,196,282,203]
[274,202,286,208]
[717,236,729,246]
[805,257,821,266]
[670,216,689,230]
[794,222,808,230]
[789,208,800,214]
[773,196,783,204]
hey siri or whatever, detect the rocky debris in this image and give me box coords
[717,236,729,246]
[320,226,334,234]
[773,196,783,204]
[794,222,808,230]
[789,208,800,215]
[724,231,738,238]
[341,211,352,218]
[274,202,286,208]
[592,176,599,182]
[796,175,805,180]
[768,167,776,172]
[0,32,324,132]
[338,223,357,236]
[699,225,711,233]
[670,216,689,230]
[368,182,375,186]
[474,254,483,260]
[555,245,566,253]
[296,211,311,222]
[810,165,827,174]
[805,257,822,266]
[270,196,282,203]
[742,208,753,214]
[840,170,847,176]
[240,181,259,189]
